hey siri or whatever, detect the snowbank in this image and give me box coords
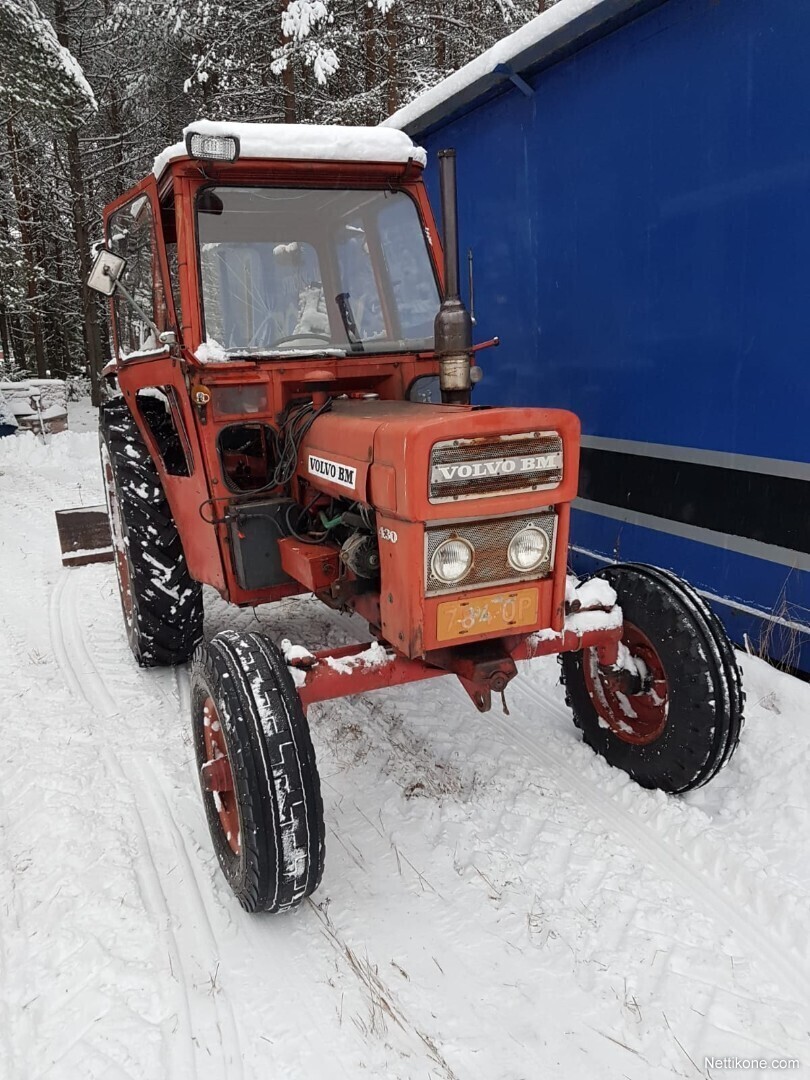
[0,427,98,474]
[154,120,427,177]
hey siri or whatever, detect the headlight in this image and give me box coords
[507,526,549,572]
[431,537,474,584]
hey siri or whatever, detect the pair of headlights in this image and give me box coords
[431,526,550,585]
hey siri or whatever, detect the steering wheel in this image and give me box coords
[267,332,333,349]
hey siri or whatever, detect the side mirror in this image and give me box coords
[88,247,127,296]
[197,189,224,215]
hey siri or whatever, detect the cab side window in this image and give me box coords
[377,196,438,340]
[107,195,169,359]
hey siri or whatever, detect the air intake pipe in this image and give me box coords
[435,149,473,405]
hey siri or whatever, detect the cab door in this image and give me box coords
[103,176,227,593]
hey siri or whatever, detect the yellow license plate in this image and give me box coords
[436,588,539,641]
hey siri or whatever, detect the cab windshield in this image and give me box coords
[196,186,439,358]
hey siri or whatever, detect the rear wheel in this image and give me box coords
[99,398,202,666]
[561,563,744,793]
[190,630,325,913]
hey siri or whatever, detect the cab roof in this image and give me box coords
[153,120,427,179]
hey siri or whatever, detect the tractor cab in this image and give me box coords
[98,123,443,368]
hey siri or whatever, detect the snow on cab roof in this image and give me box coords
[384,0,654,135]
[153,119,427,178]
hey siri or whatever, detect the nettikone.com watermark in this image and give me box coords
[705,1058,800,1072]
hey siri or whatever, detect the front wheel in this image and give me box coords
[561,563,744,793]
[190,630,325,913]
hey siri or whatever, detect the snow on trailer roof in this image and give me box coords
[153,120,427,178]
[383,0,665,136]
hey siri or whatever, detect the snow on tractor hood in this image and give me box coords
[153,119,427,178]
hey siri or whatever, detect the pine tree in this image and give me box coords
[0,0,95,121]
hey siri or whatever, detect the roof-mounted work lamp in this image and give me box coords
[185,131,241,163]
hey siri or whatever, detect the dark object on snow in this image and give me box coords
[55,505,114,567]
[0,388,18,436]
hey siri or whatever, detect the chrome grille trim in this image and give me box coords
[429,431,564,503]
[425,509,557,596]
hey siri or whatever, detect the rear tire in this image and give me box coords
[190,630,325,913]
[561,563,744,793]
[99,398,202,666]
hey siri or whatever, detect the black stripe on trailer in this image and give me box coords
[578,446,810,557]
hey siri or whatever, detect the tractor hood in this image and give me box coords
[296,399,581,522]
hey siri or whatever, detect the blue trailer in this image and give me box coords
[386,0,810,670]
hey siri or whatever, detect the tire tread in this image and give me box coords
[190,631,325,913]
[560,563,744,793]
[99,399,202,666]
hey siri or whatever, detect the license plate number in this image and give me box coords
[436,588,539,641]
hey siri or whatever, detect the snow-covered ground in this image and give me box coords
[1,404,809,1080]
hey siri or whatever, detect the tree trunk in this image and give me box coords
[64,125,105,404]
[280,0,297,123]
[386,7,398,116]
[6,120,48,378]
[53,0,105,404]
[364,2,376,96]
[7,312,28,372]
[0,209,17,367]
[0,300,10,369]
[435,1,446,71]
[45,209,70,380]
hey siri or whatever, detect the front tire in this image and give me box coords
[190,630,325,913]
[99,398,203,666]
[561,563,744,793]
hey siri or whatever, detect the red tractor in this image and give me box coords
[87,122,743,913]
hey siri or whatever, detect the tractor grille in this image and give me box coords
[425,510,557,596]
[429,431,563,502]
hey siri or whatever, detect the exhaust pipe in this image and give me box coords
[434,149,473,405]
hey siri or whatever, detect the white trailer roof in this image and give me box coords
[153,120,427,178]
[383,0,663,135]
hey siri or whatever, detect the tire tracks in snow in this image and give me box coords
[498,671,810,1005]
[0,666,24,1078]
[50,571,119,716]
[55,555,810,1069]
[52,569,420,1078]
[1,603,162,1078]
[114,751,244,1080]
[50,568,242,1080]
[102,748,199,1080]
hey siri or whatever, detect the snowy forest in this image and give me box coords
[0,0,556,397]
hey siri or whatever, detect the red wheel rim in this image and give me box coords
[101,445,134,623]
[201,696,241,855]
[583,622,669,745]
